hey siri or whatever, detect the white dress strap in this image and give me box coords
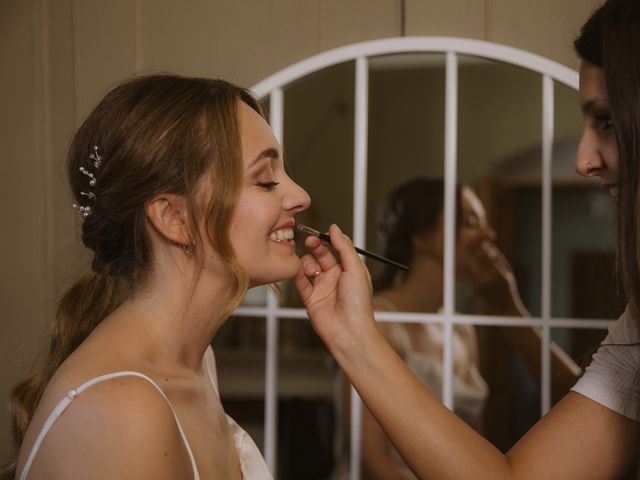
[19,371,200,480]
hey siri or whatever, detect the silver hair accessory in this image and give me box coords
[72,146,102,219]
[379,199,403,234]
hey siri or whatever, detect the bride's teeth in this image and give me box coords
[269,228,294,242]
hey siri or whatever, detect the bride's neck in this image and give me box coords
[104,269,235,372]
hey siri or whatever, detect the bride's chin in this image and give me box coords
[248,266,301,288]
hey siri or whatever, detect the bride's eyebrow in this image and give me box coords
[249,147,279,168]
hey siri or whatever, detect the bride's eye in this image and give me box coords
[257,181,280,191]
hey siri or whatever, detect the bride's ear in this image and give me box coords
[145,193,193,246]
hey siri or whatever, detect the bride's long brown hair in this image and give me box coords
[2,74,262,479]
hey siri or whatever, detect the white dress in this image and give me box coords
[18,346,273,480]
[375,298,489,427]
[571,305,640,421]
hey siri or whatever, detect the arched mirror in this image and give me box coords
[213,38,618,480]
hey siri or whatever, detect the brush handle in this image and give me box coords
[316,232,408,271]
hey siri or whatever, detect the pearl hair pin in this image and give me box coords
[72,146,102,219]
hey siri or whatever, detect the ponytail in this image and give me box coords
[2,271,130,478]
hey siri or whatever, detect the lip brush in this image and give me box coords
[294,223,409,271]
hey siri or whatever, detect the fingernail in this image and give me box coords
[335,224,342,234]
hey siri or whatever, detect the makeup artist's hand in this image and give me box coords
[469,240,528,316]
[294,224,376,353]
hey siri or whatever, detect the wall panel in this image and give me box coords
[405,0,486,39]
[49,0,83,298]
[0,0,46,461]
[321,0,400,52]
[490,0,601,71]
[73,0,138,119]
[141,0,235,78]
[141,0,325,88]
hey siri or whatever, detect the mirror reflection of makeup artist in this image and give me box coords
[340,178,581,480]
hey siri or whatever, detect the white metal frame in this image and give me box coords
[238,37,611,479]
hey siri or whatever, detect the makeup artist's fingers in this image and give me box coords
[304,231,341,272]
[293,261,314,303]
[293,224,377,354]
[295,251,340,306]
[299,253,323,277]
[479,242,514,278]
[327,225,369,279]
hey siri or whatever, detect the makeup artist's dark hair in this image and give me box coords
[1,74,262,480]
[375,177,461,290]
[575,0,640,315]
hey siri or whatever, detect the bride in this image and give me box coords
[5,74,310,480]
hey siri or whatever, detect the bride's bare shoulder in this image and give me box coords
[17,373,192,480]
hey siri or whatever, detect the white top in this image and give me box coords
[571,306,640,422]
[404,349,488,426]
[374,298,489,426]
[19,348,272,480]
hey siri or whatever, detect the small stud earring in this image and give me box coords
[181,242,196,256]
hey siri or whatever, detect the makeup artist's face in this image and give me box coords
[418,188,494,276]
[230,102,311,286]
[575,61,619,198]
[456,187,496,278]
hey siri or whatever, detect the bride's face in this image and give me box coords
[229,102,311,286]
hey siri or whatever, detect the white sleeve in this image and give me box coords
[571,306,640,421]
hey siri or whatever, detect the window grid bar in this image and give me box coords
[234,306,613,329]
[349,54,369,480]
[264,88,284,475]
[541,75,554,414]
[442,51,459,410]
[349,388,361,480]
[264,294,278,474]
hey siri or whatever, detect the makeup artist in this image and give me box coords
[295,0,640,477]
[332,178,580,480]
